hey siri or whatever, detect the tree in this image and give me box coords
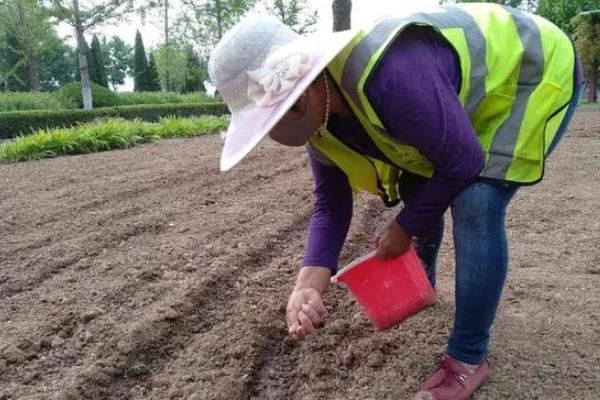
[0,30,8,90]
[147,53,162,91]
[537,0,600,35]
[183,46,206,92]
[133,30,152,91]
[438,0,536,10]
[1,32,29,91]
[177,0,257,51]
[104,36,131,91]
[37,31,76,91]
[268,0,318,33]
[0,31,7,91]
[332,0,352,32]
[46,0,135,109]
[164,0,170,44]
[0,1,74,92]
[0,0,52,91]
[137,0,174,46]
[154,43,187,92]
[90,35,108,88]
[572,11,600,102]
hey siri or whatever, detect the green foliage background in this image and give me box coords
[0,102,228,139]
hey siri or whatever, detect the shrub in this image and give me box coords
[0,102,229,139]
[116,91,217,105]
[110,103,228,121]
[0,90,222,113]
[0,116,229,162]
[0,92,71,112]
[57,82,120,108]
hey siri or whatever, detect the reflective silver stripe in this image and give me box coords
[481,9,544,179]
[341,6,488,117]
[341,17,409,113]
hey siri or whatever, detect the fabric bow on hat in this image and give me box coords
[247,46,313,108]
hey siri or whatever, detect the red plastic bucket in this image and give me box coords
[331,246,437,331]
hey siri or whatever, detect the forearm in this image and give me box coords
[303,152,353,272]
[303,206,352,271]
[397,170,479,237]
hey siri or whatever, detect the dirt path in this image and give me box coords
[1,112,599,400]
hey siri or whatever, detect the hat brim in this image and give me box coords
[220,29,359,172]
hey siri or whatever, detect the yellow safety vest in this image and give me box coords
[309,3,576,206]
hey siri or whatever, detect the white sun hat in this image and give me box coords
[208,15,358,171]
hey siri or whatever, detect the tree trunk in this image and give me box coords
[332,0,352,32]
[587,67,598,103]
[164,0,169,45]
[17,2,41,91]
[73,0,93,109]
[215,0,223,40]
[25,54,41,92]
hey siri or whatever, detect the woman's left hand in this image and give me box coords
[374,219,412,260]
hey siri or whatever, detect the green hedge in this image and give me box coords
[116,91,219,105]
[0,102,229,139]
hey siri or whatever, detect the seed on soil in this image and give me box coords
[37,338,52,350]
[116,340,131,355]
[127,364,151,377]
[81,309,102,323]
[366,350,385,368]
[339,351,354,367]
[168,388,183,399]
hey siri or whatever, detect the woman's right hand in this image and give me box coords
[286,287,325,340]
[286,266,331,340]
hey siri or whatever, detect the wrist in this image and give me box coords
[295,266,331,294]
[397,211,425,238]
[391,217,410,236]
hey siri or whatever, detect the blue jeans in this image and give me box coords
[414,83,583,364]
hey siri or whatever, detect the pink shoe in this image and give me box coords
[412,356,491,400]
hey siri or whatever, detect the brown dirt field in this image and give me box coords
[1,111,599,400]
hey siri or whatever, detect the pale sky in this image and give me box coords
[58,0,440,48]
[57,0,440,90]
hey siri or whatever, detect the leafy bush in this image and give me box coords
[0,92,71,112]
[57,82,120,108]
[0,116,229,162]
[0,90,221,113]
[0,102,229,139]
[116,91,217,105]
[109,103,228,121]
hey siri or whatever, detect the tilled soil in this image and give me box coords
[1,111,599,400]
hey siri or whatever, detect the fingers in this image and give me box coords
[374,235,392,259]
[287,309,309,341]
[372,236,381,250]
[286,294,326,340]
[375,241,389,260]
[306,296,326,319]
[301,303,323,328]
[286,305,301,336]
[375,236,403,260]
[297,310,315,336]
[376,246,401,260]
